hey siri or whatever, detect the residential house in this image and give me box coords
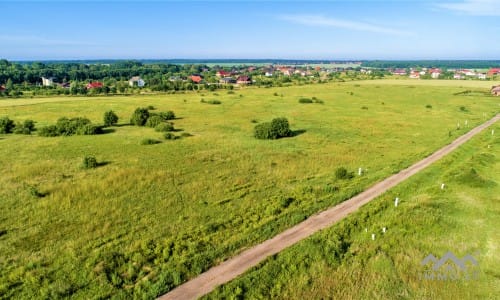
[392,69,407,76]
[236,75,252,84]
[488,68,500,77]
[86,82,103,89]
[453,73,464,80]
[409,71,420,79]
[430,68,441,79]
[41,76,54,87]
[219,77,236,84]
[216,70,232,78]
[477,73,487,80]
[129,76,145,87]
[189,75,203,83]
[491,85,500,96]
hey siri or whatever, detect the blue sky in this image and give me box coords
[1,0,499,60]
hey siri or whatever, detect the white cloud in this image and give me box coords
[437,0,500,16]
[0,35,97,46]
[277,14,412,36]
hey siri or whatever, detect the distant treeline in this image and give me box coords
[361,60,500,69]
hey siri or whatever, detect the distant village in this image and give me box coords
[1,61,500,96]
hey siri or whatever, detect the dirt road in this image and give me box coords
[159,114,499,300]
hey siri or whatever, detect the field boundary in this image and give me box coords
[158,113,499,300]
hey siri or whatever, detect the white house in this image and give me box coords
[129,76,145,87]
[41,77,54,87]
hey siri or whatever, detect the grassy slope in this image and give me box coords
[205,120,500,299]
[0,80,498,298]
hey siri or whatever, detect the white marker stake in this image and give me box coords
[465,120,468,127]
[457,123,460,129]
[488,145,491,149]
[441,183,445,190]
[365,228,368,232]
[382,227,386,233]
[395,197,399,207]
[492,130,495,135]
[372,234,375,240]
[358,168,363,176]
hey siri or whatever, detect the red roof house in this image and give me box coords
[216,70,232,77]
[86,82,103,89]
[488,68,500,76]
[236,75,252,84]
[0,85,5,91]
[189,75,203,83]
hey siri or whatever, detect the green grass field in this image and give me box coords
[0,80,498,298]
[204,118,500,299]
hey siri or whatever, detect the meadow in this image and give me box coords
[205,116,500,299]
[0,80,498,298]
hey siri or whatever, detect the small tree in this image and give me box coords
[0,116,15,134]
[130,108,150,126]
[145,115,163,128]
[13,119,36,134]
[254,117,292,140]
[103,110,119,126]
[82,155,98,169]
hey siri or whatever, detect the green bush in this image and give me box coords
[335,167,354,180]
[13,119,36,134]
[140,138,161,145]
[130,108,150,126]
[76,124,103,135]
[164,133,178,140]
[254,117,292,140]
[82,155,98,169]
[56,117,91,135]
[145,115,164,128]
[298,98,313,103]
[103,110,119,126]
[38,125,59,137]
[203,100,221,105]
[158,111,176,120]
[426,104,432,109]
[180,132,192,138]
[0,116,15,134]
[155,123,175,132]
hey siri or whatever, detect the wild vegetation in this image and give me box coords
[205,122,499,299]
[0,80,498,299]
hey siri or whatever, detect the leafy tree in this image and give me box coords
[0,116,15,134]
[103,110,119,126]
[13,119,36,134]
[130,108,150,126]
[254,117,292,139]
[145,115,163,128]
[82,155,98,169]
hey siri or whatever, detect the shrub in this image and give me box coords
[147,105,155,110]
[163,132,178,140]
[0,116,15,134]
[180,132,192,138]
[361,106,368,110]
[426,104,432,109]
[335,167,354,180]
[254,117,292,140]
[13,119,36,134]
[140,138,161,145]
[298,98,313,103]
[103,110,119,126]
[158,111,176,120]
[82,155,98,169]
[130,107,150,126]
[155,123,174,132]
[206,100,221,105]
[56,117,91,135]
[38,125,59,137]
[76,124,103,135]
[145,115,164,128]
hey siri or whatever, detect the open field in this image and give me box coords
[0,80,499,298]
[204,117,500,299]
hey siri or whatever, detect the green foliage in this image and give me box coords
[426,104,432,109]
[140,138,161,145]
[103,110,119,126]
[56,117,91,135]
[335,167,354,180]
[180,132,192,138]
[158,111,176,120]
[76,124,103,135]
[254,117,292,140]
[155,123,175,132]
[82,155,98,169]
[38,125,59,137]
[163,132,179,140]
[27,185,46,198]
[13,119,36,134]
[201,99,221,105]
[0,116,15,134]
[145,115,164,128]
[298,98,313,103]
[130,108,150,126]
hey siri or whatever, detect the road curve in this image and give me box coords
[159,114,499,300]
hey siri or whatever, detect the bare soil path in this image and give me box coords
[159,114,499,300]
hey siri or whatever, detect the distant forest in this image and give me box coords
[361,60,500,69]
